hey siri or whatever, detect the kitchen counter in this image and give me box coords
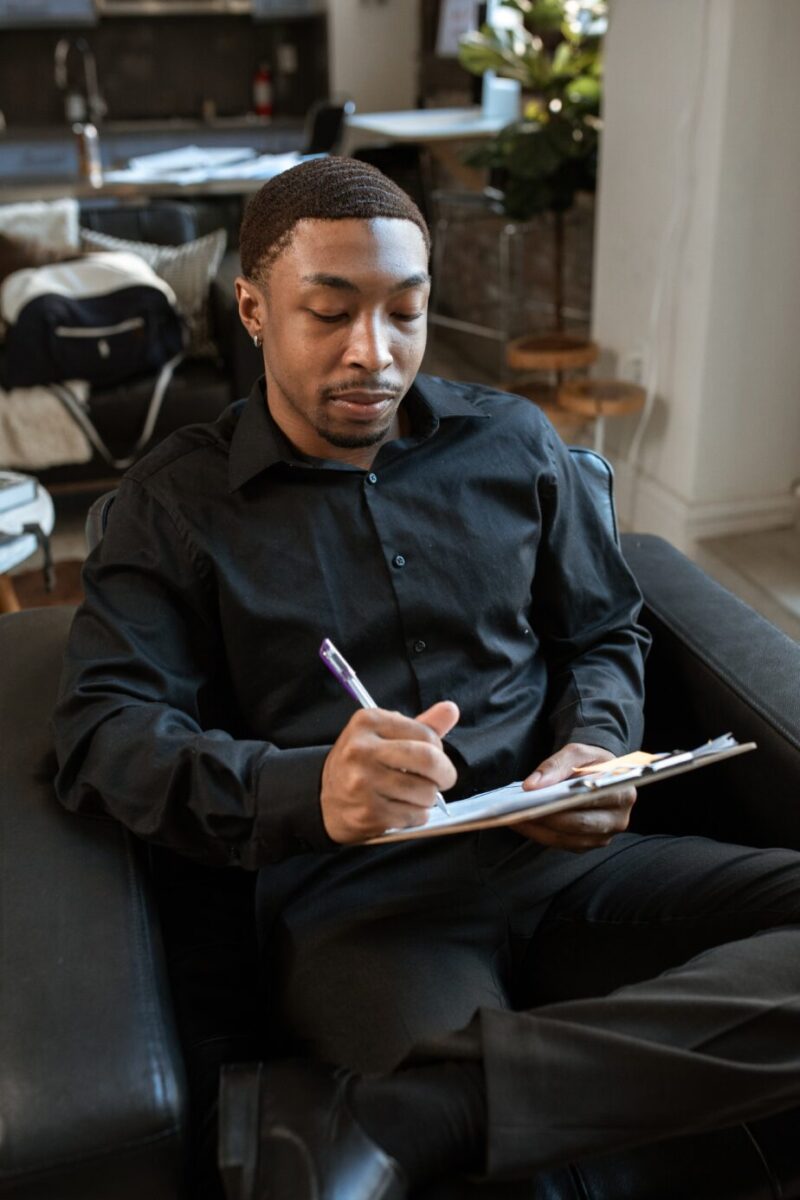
[0,118,305,202]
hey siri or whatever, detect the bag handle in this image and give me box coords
[51,353,184,471]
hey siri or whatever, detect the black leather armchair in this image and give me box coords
[2,452,799,1199]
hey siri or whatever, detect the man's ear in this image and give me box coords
[235,275,267,342]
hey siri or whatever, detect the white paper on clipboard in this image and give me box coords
[369,734,756,844]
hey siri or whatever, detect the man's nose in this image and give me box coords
[344,313,393,372]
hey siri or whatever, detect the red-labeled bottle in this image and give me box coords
[253,63,273,119]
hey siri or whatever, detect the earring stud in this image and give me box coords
[253,333,262,349]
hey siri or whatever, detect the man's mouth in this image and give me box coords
[326,391,397,418]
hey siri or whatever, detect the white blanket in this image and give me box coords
[0,382,92,469]
[0,198,80,251]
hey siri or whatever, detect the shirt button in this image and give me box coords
[366,472,378,485]
[392,554,406,568]
[413,639,426,653]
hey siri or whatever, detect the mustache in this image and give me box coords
[322,379,402,399]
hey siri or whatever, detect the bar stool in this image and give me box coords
[504,332,599,441]
[504,334,645,451]
[557,379,646,454]
[506,332,599,373]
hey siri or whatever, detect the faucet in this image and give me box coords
[54,37,108,126]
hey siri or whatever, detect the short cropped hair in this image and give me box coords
[239,156,430,281]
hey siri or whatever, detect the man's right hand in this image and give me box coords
[320,701,459,844]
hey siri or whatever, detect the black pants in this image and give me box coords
[260,829,800,1177]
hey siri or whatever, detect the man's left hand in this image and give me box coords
[512,743,636,852]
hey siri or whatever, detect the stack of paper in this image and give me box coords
[104,146,304,187]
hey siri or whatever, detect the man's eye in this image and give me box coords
[394,312,423,323]
[309,310,347,323]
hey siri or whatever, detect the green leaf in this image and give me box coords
[504,125,564,179]
[552,41,574,76]
[522,0,564,35]
[458,25,545,85]
[523,97,549,122]
[500,0,534,13]
[566,74,601,106]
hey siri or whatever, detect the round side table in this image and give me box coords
[0,480,56,614]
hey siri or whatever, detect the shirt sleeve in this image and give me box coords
[52,478,337,869]
[531,430,651,758]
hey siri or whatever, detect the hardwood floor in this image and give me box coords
[697,527,800,642]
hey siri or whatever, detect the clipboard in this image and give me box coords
[368,734,756,844]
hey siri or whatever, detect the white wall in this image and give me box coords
[328,0,420,114]
[592,0,800,549]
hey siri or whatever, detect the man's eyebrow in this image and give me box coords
[395,272,431,291]
[300,272,431,293]
[302,273,359,292]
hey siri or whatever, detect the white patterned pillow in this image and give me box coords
[80,226,227,357]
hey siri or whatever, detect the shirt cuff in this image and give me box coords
[242,744,336,868]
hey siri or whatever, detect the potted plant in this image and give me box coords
[458,0,606,332]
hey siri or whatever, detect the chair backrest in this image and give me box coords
[85,489,117,552]
[569,446,618,544]
[302,98,356,155]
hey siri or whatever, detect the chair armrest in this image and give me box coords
[0,608,187,1200]
[621,533,800,848]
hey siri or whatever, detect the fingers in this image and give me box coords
[320,705,458,844]
[376,737,457,792]
[513,785,636,852]
[353,708,458,789]
[524,743,615,790]
[542,785,637,814]
[416,700,460,739]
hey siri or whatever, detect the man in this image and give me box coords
[54,158,800,1199]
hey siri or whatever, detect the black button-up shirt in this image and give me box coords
[54,375,649,871]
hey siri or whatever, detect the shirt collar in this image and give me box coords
[228,373,488,492]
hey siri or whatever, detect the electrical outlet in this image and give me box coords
[621,349,645,386]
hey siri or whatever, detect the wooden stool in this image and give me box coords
[506,333,599,373]
[0,575,20,614]
[496,379,589,442]
[557,379,646,453]
[503,334,599,443]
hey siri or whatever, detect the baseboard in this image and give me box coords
[610,458,798,553]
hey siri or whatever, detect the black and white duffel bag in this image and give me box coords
[0,250,187,468]
[1,249,185,390]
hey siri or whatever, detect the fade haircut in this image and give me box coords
[239,156,431,283]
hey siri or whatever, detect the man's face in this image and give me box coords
[237,217,430,464]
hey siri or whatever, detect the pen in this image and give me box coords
[319,637,450,815]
